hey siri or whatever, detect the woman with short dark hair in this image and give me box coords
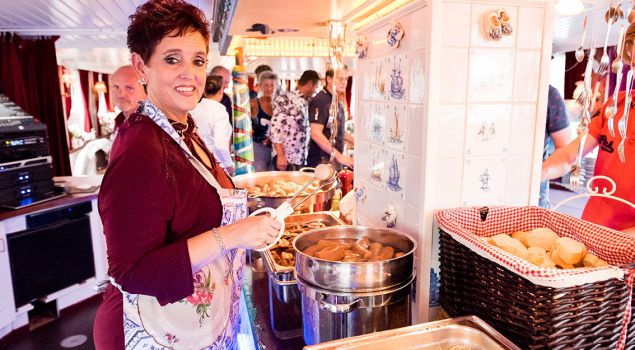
[93,1,280,349]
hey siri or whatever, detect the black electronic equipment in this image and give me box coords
[0,94,61,209]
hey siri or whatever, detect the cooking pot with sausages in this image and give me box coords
[293,226,416,292]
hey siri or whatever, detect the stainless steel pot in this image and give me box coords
[298,274,414,345]
[233,170,337,213]
[293,227,417,292]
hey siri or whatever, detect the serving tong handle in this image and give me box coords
[252,164,337,252]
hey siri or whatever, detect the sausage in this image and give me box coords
[314,246,346,261]
[369,243,383,257]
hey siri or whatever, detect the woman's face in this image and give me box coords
[135,29,207,119]
[260,79,276,97]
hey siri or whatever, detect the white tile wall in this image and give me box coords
[505,155,533,205]
[404,204,422,244]
[440,48,469,104]
[516,7,544,50]
[437,105,467,159]
[465,104,512,156]
[442,3,472,47]
[468,48,515,102]
[410,49,426,104]
[407,105,425,157]
[509,104,537,155]
[355,141,371,180]
[406,155,422,207]
[470,5,518,48]
[409,6,428,50]
[435,157,463,209]
[514,50,542,102]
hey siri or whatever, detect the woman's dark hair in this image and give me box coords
[205,75,223,96]
[127,0,210,63]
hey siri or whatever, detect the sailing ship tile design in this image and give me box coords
[386,104,407,150]
[390,53,408,101]
[386,151,405,198]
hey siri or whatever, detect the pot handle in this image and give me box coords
[316,294,362,314]
[270,274,297,286]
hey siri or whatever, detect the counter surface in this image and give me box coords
[0,192,99,221]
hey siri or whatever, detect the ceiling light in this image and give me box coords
[555,0,584,16]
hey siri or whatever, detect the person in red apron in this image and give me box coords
[542,89,635,233]
[93,1,281,349]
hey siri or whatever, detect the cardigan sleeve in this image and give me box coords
[99,145,194,304]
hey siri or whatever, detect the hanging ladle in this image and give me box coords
[251,163,338,251]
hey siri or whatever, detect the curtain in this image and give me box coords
[0,34,72,176]
[78,69,93,133]
[0,33,29,109]
[103,74,112,112]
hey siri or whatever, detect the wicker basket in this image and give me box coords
[436,206,635,350]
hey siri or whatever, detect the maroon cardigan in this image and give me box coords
[94,113,231,349]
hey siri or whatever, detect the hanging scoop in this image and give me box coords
[251,164,337,252]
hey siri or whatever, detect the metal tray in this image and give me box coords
[262,212,345,277]
[303,315,521,350]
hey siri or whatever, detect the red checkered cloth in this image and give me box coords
[436,206,635,350]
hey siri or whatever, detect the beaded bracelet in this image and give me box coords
[212,227,228,256]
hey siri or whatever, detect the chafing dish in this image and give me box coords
[233,170,338,214]
[303,315,521,350]
[261,212,345,339]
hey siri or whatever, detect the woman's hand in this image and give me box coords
[221,215,282,250]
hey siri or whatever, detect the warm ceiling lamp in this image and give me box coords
[555,0,584,16]
[94,73,107,94]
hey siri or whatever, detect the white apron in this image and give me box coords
[114,101,247,350]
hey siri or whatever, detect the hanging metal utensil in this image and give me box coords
[575,16,588,63]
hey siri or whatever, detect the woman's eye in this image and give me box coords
[165,57,179,64]
[194,58,206,67]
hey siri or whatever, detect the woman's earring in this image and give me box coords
[138,77,147,86]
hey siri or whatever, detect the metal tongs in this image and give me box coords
[570,47,595,191]
[251,164,338,251]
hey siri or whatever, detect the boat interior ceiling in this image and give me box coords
[0,0,630,73]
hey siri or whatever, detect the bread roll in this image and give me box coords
[488,234,515,248]
[554,237,586,265]
[511,230,531,247]
[540,254,557,268]
[526,228,559,251]
[550,248,575,269]
[527,246,547,266]
[583,253,599,267]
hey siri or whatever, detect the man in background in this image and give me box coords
[307,69,354,169]
[110,65,146,130]
[211,65,233,125]
[540,85,574,208]
[270,70,320,171]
